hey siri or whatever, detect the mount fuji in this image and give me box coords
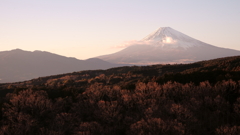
[97,27,240,65]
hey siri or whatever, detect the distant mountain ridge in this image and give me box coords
[97,27,240,64]
[1,53,240,135]
[0,49,126,83]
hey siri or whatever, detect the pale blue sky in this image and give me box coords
[1,0,240,59]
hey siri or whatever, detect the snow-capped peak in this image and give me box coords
[142,27,205,49]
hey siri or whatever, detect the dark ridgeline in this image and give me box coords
[0,55,240,134]
[0,49,127,83]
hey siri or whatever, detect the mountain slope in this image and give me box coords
[0,49,124,83]
[2,55,240,88]
[97,27,240,64]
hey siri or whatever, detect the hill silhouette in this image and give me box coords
[0,49,126,83]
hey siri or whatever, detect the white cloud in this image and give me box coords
[162,37,177,44]
[112,40,156,49]
[112,37,178,49]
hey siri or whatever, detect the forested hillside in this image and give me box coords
[0,56,240,134]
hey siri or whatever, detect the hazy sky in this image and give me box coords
[1,0,240,59]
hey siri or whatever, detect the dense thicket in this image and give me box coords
[0,56,240,134]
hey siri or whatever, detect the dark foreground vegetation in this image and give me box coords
[1,56,240,135]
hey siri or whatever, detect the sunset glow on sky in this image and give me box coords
[1,0,240,59]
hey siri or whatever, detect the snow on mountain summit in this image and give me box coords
[142,27,205,49]
[143,27,192,41]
